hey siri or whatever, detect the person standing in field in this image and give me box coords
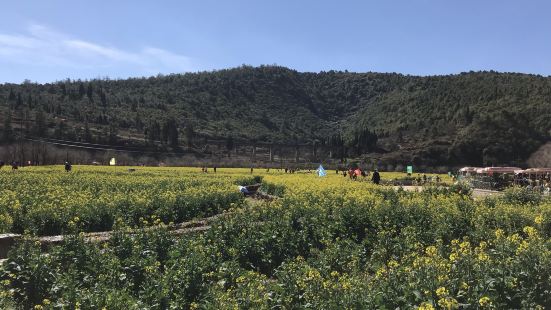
[64,161,72,172]
[214,166,217,173]
[372,169,381,185]
[354,167,361,180]
[250,167,253,174]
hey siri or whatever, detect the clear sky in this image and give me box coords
[1,0,550,83]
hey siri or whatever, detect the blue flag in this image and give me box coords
[318,165,326,177]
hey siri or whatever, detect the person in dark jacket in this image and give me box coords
[372,169,381,185]
[64,161,72,172]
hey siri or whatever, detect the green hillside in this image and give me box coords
[1,66,550,166]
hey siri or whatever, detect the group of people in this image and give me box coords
[0,160,20,170]
[414,174,441,185]
[200,166,217,173]
[520,174,551,194]
[337,167,381,184]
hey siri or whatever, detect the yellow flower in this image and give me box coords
[449,253,458,262]
[516,240,530,255]
[460,282,469,290]
[417,302,435,310]
[42,299,51,305]
[375,267,387,278]
[437,297,459,309]
[236,275,246,283]
[507,233,521,243]
[459,241,471,254]
[494,229,504,239]
[436,286,448,297]
[438,274,449,282]
[190,302,200,310]
[341,279,352,290]
[477,252,489,262]
[479,296,491,307]
[306,269,321,280]
[388,260,399,268]
[534,215,543,225]
[425,246,438,257]
[523,226,538,238]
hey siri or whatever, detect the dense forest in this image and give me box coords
[0,65,550,167]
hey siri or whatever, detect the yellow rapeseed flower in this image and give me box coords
[417,302,435,310]
[516,240,530,255]
[425,246,438,257]
[436,286,448,297]
[523,226,538,238]
[437,297,459,309]
[479,296,491,307]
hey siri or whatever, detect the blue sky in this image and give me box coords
[1,0,550,83]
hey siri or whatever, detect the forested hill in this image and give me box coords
[1,65,550,166]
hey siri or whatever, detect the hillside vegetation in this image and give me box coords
[1,66,550,166]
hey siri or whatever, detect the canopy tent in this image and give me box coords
[459,167,480,173]
[477,167,521,174]
[458,167,480,176]
[515,168,551,176]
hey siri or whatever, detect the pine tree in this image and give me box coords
[33,109,47,137]
[2,111,14,142]
[54,121,65,139]
[184,124,194,148]
[86,84,94,101]
[83,120,92,142]
[78,83,86,98]
[108,123,118,144]
[16,93,22,109]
